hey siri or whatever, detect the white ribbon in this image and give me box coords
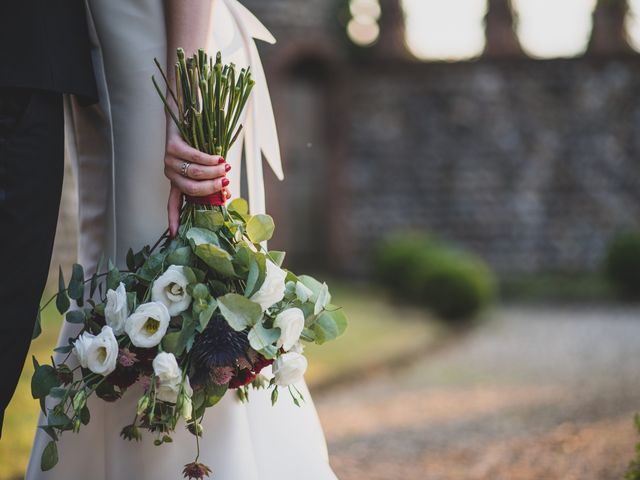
[209,0,284,215]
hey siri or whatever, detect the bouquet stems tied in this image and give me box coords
[153,49,255,208]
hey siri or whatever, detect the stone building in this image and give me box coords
[51,0,640,282]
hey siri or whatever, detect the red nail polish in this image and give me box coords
[225,164,231,172]
[222,178,230,187]
[218,157,226,165]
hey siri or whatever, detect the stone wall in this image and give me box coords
[334,57,640,274]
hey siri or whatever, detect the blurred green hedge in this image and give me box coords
[605,231,640,299]
[372,232,496,322]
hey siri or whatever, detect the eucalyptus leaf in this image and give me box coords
[106,262,121,290]
[68,264,85,303]
[198,298,217,331]
[56,267,70,315]
[166,246,194,266]
[53,345,74,354]
[194,209,225,231]
[248,322,280,354]
[161,332,183,356]
[204,383,228,408]
[32,310,42,340]
[268,250,286,267]
[228,198,248,216]
[31,357,60,399]
[65,310,85,325]
[195,244,236,278]
[246,214,275,243]
[217,293,262,331]
[41,441,58,471]
[186,227,220,247]
[311,307,348,344]
[244,253,266,298]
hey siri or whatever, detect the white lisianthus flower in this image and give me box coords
[290,342,305,354]
[272,352,308,387]
[73,326,118,376]
[314,282,331,315]
[125,302,170,348]
[151,265,192,316]
[105,282,128,335]
[274,308,305,352]
[152,352,192,404]
[250,260,287,311]
[295,281,313,303]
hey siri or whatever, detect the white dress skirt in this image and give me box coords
[26,1,337,479]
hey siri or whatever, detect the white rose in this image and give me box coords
[314,282,331,315]
[152,352,192,404]
[272,352,308,387]
[151,265,192,316]
[250,260,287,311]
[105,283,128,335]
[274,308,305,352]
[73,326,118,376]
[125,302,170,348]
[295,281,313,303]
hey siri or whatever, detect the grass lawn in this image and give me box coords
[0,283,440,480]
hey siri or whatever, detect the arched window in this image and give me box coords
[512,0,597,58]
[401,0,487,61]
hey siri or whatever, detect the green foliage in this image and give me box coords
[372,232,496,322]
[217,293,263,331]
[625,414,640,480]
[605,231,640,299]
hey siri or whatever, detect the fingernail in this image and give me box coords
[222,178,230,187]
[218,157,226,164]
[225,164,231,172]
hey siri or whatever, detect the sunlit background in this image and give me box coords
[346,0,640,60]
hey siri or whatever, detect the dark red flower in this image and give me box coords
[228,369,256,389]
[183,462,212,480]
[108,364,139,389]
[252,355,273,375]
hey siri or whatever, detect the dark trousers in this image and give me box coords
[0,88,64,437]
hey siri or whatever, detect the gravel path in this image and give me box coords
[314,306,640,480]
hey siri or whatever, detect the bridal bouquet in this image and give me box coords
[31,49,347,479]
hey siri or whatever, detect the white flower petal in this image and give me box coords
[151,265,192,316]
[125,302,170,348]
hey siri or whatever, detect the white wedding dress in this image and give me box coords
[26,1,337,479]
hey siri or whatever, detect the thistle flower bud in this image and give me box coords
[187,422,203,437]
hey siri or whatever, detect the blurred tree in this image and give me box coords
[588,0,632,54]
[484,0,522,57]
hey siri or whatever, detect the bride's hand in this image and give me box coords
[164,125,232,237]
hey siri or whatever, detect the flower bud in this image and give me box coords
[73,389,87,413]
[137,395,150,416]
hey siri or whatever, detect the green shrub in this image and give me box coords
[605,231,640,299]
[371,232,436,289]
[372,232,496,321]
